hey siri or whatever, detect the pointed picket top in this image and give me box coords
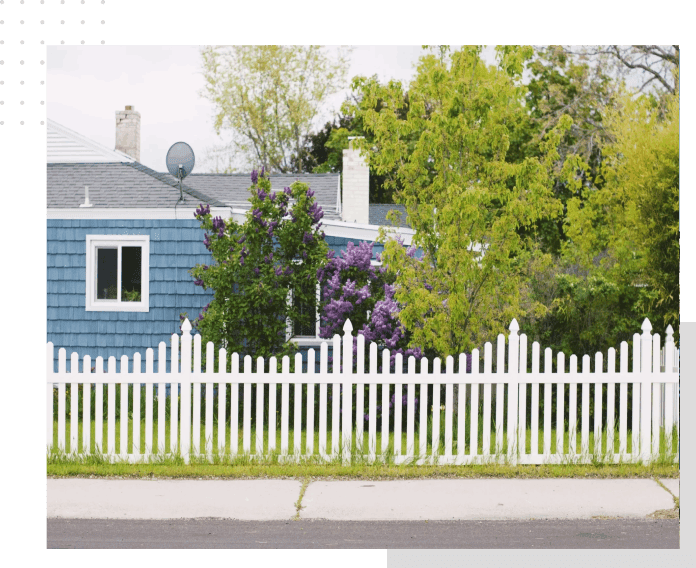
[343,318,353,334]
[666,324,674,343]
[641,318,652,335]
[181,318,192,334]
[509,319,519,333]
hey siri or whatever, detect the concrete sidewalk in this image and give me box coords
[47,478,678,521]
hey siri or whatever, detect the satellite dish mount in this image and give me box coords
[166,142,195,201]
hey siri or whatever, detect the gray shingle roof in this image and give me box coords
[47,162,226,209]
[161,172,341,218]
[369,204,410,228]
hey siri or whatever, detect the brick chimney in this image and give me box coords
[115,105,141,161]
[341,137,370,224]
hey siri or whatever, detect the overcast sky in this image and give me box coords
[47,45,499,173]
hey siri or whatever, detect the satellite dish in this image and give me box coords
[166,142,195,201]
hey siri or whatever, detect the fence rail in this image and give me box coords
[47,318,679,465]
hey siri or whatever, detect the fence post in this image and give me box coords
[507,319,519,464]
[342,319,354,464]
[180,319,192,464]
[640,318,652,462]
[47,343,54,453]
[663,326,675,455]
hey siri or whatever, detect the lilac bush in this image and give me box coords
[183,168,328,362]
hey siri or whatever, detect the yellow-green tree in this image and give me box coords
[200,45,350,173]
[349,46,571,355]
[564,89,679,335]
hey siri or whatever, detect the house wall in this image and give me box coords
[47,223,386,372]
[48,219,214,372]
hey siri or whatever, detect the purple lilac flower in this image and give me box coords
[252,208,262,222]
[284,266,294,276]
[212,216,225,231]
[307,189,315,198]
[195,203,211,217]
[269,192,277,203]
[275,267,282,277]
[254,267,260,276]
[251,170,258,185]
[283,186,292,195]
[302,231,313,244]
[194,279,204,287]
[260,166,265,178]
[257,188,267,201]
[237,235,247,244]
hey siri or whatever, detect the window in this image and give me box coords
[85,235,150,312]
[292,280,321,338]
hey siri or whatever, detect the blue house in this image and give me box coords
[47,107,413,371]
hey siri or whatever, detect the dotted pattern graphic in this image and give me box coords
[0,0,110,127]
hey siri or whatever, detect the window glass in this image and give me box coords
[294,280,317,337]
[96,248,117,300]
[121,246,142,302]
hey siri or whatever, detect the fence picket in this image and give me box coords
[47,343,54,453]
[55,349,67,450]
[205,342,214,458]
[332,334,341,456]
[82,355,91,454]
[407,356,416,459]
[230,353,239,456]
[640,321,652,460]
[419,357,429,460]
[257,356,266,456]
[268,357,277,455]
[496,335,505,455]
[664,327,675,454]
[381,349,390,455]
[95,356,104,454]
[556,352,565,456]
[569,355,577,456]
[445,356,454,457]
[368,343,378,461]
[244,355,253,454]
[71,352,79,454]
[281,356,289,455]
[581,355,590,457]
[133,352,141,456]
[632,332,640,456]
[342,323,353,459]
[319,344,328,456]
[295,353,303,456]
[179,325,191,461]
[470,349,479,457]
[593,353,603,456]
[120,355,129,458]
[170,334,180,456]
[530,343,539,457]
[145,348,154,455]
[457,353,467,461]
[507,321,519,462]
[652,333,661,457]
[607,348,616,456]
[619,342,628,457]
[307,349,316,456]
[394,353,403,457]
[107,356,116,455]
[192,334,201,456]
[518,335,528,456]
[157,342,167,455]
[543,348,552,458]
[432,357,441,457]
[217,348,227,456]
[356,335,365,456]
[482,344,492,456]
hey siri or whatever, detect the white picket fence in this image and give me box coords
[47,318,679,465]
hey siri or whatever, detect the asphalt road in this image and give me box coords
[47,518,679,549]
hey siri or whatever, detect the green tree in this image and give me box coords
[563,89,679,339]
[352,46,571,355]
[187,170,329,362]
[200,45,351,173]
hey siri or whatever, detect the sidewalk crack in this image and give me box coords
[648,477,679,519]
[292,477,311,521]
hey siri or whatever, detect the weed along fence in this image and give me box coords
[47,318,679,465]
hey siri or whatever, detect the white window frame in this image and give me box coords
[85,234,150,312]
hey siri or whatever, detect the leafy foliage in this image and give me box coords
[186,169,329,362]
[350,46,571,355]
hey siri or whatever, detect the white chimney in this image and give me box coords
[341,137,370,224]
[115,105,141,161]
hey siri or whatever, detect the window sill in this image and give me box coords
[86,302,150,313]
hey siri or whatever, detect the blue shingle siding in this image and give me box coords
[48,222,392,372]
[48,219,214,372]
